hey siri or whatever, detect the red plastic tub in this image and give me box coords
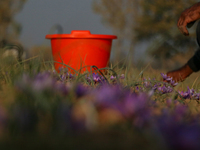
[46,30,117,73]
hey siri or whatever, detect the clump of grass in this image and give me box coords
[1,55,200,149]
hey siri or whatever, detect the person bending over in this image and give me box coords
[166,2,200,82]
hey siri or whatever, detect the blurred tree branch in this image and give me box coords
[135,0,198,69]
[92,0,140,63]
[93,0,199,69]
[0,0,27,44]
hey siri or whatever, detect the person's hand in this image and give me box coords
[164,64,193,82]
[177,2,200,36]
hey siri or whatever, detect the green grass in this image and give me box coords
[1,54,200,149]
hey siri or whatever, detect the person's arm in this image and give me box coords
[165,63,193,82]
[163,3,200,83]
[178,2,200,36]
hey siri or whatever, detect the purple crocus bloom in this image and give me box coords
[152,83,161,91]
[86,73,105,84]
[59,72,74,82]
[59,67,65,72]
[158,86,164,93]
[85,75,91,84]
[60,74,66,81]
[124,93,152,127]
[93,84,122,107]
[135,86,139,91]
[170,80,178,87]
[132,93,151,111]
[193,93,200,100]
[187,86,195,97]
[143,81,152,88]
[93,73,102,83]
[178,91,190,99]
[161,73,178,86]
[55,82,69,95]
[75,84,89,98]
[66,72,74,80]
[160,73,168,80]
[167,86,174,93]
[68,73,74,79]
[135,86,144,92]
[158,85,173,94]
[178,87,197,99]
[152,85,157,91]
[166,77,173,82]
[110,75,116,80]
[32,72,56,91]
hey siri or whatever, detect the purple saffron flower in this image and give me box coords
[178,91,190,99]
[93,84,122,107]
[86,73,105,84]
[135,86,144,92]
[178,87,198,99]
[187,87,195,97]
[160,73,168,80]
[152,83,160,91]
[92,73,101,83]
[124,93,152,127]
[85,75,91,84]
[158,85,173,94]
[110,75,116,80]
[55,82,69,95]
[143,81,152,88]
[170,80,178,87]
[59,72,74,82]
[59,67,65,72]
[60,74,66,81]
[32,72,56,91]
[67,73,74,79]
[75,84,88,98]
[193,93,200,100]
[166,77,173,82]
[136,86,139,91]
[161,73,178,86]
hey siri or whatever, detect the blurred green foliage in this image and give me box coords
[0,0,27,44]
[93,0,199,69]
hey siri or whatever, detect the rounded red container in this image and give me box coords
[46,30,117,73]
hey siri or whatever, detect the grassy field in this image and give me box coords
[1,54,200,150]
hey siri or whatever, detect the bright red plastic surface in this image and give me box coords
[46,30,117,39]
[46,30,117,73]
